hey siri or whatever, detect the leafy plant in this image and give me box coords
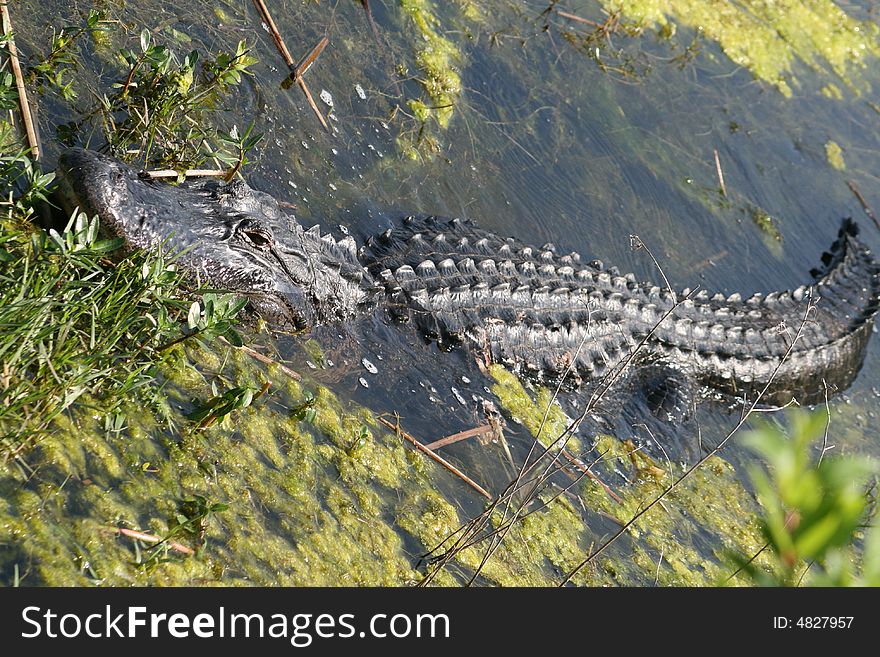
[187,382,268,429]
[28,10,111,101]
[732,410,879,586]
[98,32,260,170]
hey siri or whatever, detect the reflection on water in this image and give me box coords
[7,0,880,584]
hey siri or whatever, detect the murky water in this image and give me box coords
[5,0,880,584]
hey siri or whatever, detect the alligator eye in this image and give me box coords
[243,229,272,249]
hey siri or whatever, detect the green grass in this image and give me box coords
[0,206,232,461]
[0,24,259,461]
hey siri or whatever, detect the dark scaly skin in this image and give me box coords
[362,216,880,404]
[56,148,880,405]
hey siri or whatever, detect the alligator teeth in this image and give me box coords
[727,292,742,303]
[792,286,807,301]
[589,259,604,270]
[307,224,321,237]
[711,293,726,303]
[539,264,555,276]
[539,250,554,262]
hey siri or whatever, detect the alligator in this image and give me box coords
[56,147,880,407]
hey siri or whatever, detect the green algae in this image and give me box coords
[822,83,844,100]
[588,434,771,585]
[825,140,846,170]
[0,341,428,586]
[395,0,478,158]
[601,0,880,96]
[487,364,578,452]
[400,0,463,129]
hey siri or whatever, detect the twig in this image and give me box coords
[145,168,229,179]
[556,10,602,28]
[713,148,727,198]
[103,526,194,555]
[559,445,622,503]
[817,378,832,466]
[423,425,493,450]
[847,180,880,233]
[630,234,678,304]
[291,35,328,80]
[251,0,330,132]
[218,336,301,381]
[1,3,40,160]
[378,414,492,500]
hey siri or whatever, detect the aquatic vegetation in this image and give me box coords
[600,0,880,96]
[395,0,473,159]
[1,3,878,590]
[27,9,110,101]
[825,140,846,170]
[487,364,577,451]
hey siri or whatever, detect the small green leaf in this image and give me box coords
[187,301,201,329]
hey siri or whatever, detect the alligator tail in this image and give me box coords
[675,218,880,403]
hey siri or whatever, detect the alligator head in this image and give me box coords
[55,148,378,330]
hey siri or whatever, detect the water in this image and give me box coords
[7,0,880,584]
